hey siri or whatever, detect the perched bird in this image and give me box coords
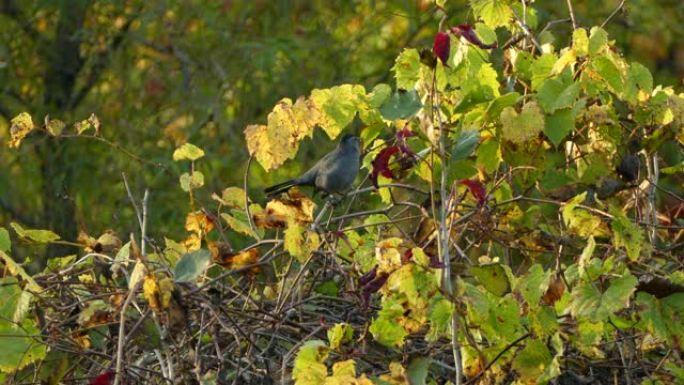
[264,134,361,196]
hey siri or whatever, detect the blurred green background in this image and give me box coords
[1,0,682,256]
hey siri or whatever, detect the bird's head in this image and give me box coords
[339,134,361,152]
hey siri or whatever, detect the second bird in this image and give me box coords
[264,134,361,197]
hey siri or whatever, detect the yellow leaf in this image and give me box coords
[253,195,316,228]
[8,112,34,148]
[214,186,247,208]
[375,238,403,274]
[285,221,320,263]
[74,113,100,135]
[183,233,201,251]
[310,84,365,139]
[378,362,409,385]
[45,116,65,136]
[172,142,205,161]
[324,359,357,385]
[185,211,215,236]
[244,97,318,171]
[143,274,160,312]
[129,261,147,290]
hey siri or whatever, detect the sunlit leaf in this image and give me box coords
[392,48,421,90]
[172,142,205,161]
[310,84,365,139]
[573,28,589,57]
[470,0,513,28]
[327,323,353,350]
[293,340,329,385]
[0,227,9,253]
[8,112,34,148]
[179,171,204,191]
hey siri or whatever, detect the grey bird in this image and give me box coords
[264,134,361,196]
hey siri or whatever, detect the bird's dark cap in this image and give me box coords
[340,133,356,142]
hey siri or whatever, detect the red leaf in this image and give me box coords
[395,129,416,155]
[402,249,413,264]
[429,255,446,269]
[371,146,401,187]
[362,272,389,304]
[450,24,497,49]
[432,32,451,66]
[89,371,115,385]
[358,265,378,286]
[460,179,487,206]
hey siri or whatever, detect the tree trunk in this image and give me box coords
[40,1,88,259]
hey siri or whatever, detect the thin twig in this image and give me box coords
[566,0,578,29]
[601,0,626,28]
[244,155,260,240]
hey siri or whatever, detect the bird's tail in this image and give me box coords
[264,179,297,196]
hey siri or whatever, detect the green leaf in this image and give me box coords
[292,340,329,385]
[315,280,339,297]
[661,161,684,175]
[636,293,684,347]
[592,56,623,93]
[0,319,47,372]
[588,26,609,56]
[173,142,205,161]
[45,118,66,136]
[0,250,42,293]
[392,48,421,90]
[530,53,558,90]
[217,187,247,209]
[573,28,589,57]
[572,320,605,358]
[407,357,431,385]
[426,294,454,341]
[501,101,545,143]
[179,171,205,191]
[476,139,502,173]
[471,263,510,297]
[368,84,392,107]
[624,62,654,103]
[484,92,521,122]
[174,249,212,282]
[370,297,409,348]
[570,273,637,321]
[536,78,580,113]
[379,89,422,120]
[452,130,480,161]
[221,211,259,239]
[516,264,551,309]
[327,323,353,350]
[544,108,575,147]
[470,0,513,28]
[610,207,646,261]
[0,227,9,253]
[561,192,608,238]
[0,277,30,324]
[10,222,60,244]
[512,339,553,381]
[310,84,365,138]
